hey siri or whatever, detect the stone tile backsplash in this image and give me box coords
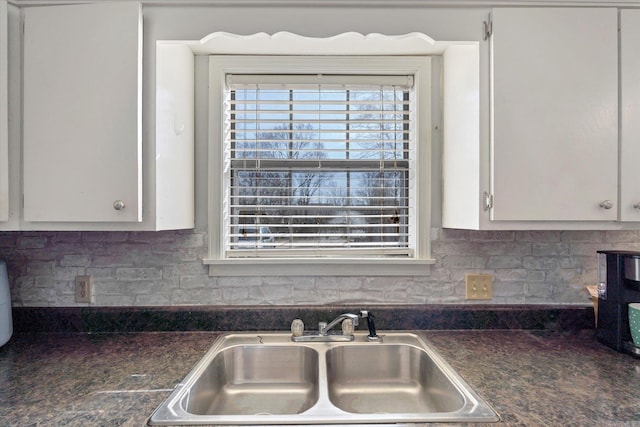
[1,228,638,307]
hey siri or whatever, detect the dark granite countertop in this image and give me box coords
[0,329,639,426]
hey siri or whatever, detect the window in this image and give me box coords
[206,56,433,275]
[227,75,413,257]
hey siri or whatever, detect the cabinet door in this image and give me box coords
[491,8,618,221]
[23,2,141,222]
[621,10,640,222]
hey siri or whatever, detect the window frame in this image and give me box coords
[205,55,434,276]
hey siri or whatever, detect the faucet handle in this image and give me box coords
[341,318,355,335]
[291,319,304,337]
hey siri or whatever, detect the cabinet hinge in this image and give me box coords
[483,16,492,41]
[483,192,494,211]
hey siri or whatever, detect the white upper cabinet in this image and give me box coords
[23,2,142,223]
[490,7,618,222]
[620,9,640,222]
[443,7,621,230]
[21,2,194,230]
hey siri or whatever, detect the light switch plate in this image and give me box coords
[465,273,492,300]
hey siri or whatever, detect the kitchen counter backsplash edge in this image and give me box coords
[11,304,595,333]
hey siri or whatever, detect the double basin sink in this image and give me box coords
[148,332,498,425]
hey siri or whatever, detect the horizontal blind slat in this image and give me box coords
[227,74,414,87]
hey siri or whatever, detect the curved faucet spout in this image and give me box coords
[320,313,359,335]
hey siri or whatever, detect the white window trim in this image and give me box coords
[204,55,434,276]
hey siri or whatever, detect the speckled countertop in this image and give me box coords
[0,330,639,427]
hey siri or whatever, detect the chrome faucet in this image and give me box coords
[290,310,381,342]
[291,312,360,342]
[319,313,359,335]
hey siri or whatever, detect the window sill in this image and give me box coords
[203,258,435,276]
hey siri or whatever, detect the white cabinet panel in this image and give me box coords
[621,9,640,222]
[491,8,618,221]
[155,43,195,230]
[441,44,481,230]
[0,0,7,222]
[23,2,142,222]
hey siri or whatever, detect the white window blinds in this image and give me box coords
[223,74,417,258]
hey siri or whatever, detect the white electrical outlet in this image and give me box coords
[75,275,92,303]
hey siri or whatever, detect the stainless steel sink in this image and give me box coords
[326,344,465,415]
[148,332,498,425]
[185,345,318,416]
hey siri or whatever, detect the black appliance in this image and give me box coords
[596,250,640,357]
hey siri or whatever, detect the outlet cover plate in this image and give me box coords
[75,275,92,303]
[465,273,493,300]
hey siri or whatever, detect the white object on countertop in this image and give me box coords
[0,260,12,346]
